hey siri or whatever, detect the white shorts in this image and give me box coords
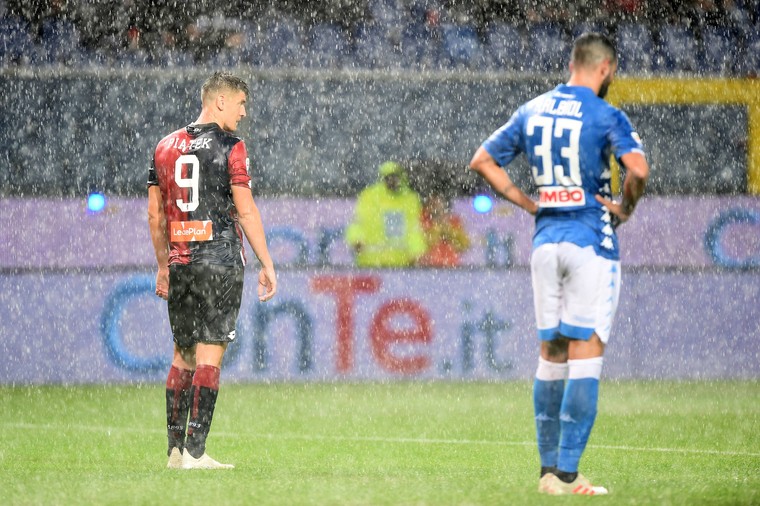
[530,243,621,344]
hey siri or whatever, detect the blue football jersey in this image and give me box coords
[482,84,644,260]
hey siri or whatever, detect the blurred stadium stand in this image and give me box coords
[39,18,81,65]
[700,26,735,75]
[305,22,352,69]
[740,29,760,75]
[616,22,655,73]
[484,22,523,71]
[658,24,701,73]
[441,23,485,70]
[0,0,758,75]
[0,0,757,199]
[0,72,751,198]
[259,17,305,68]
[0,15,35,65]
[354,23,400,69]
[524,22,570,73]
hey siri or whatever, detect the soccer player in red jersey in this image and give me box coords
[148,71,277,469]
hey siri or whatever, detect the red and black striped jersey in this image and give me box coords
[148,123,251,266]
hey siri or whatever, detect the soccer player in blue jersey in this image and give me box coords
[470,33,649,495]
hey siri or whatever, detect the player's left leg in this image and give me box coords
[534,339,568,478]
[165,345,195,469]
[531,244,569,479]
[165,265,199,469]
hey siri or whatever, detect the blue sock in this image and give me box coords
[557,377,599,473]
[533,358,568,470]
[534,378,565,468]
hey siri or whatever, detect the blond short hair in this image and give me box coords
[201,71,249,104]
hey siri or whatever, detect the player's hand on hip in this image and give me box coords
[258,266,277,302]
[155,268,169,300]
[595,194,627,227]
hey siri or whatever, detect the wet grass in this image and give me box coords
[1,381,758,505]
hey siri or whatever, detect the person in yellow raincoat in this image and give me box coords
[345,161,426,267]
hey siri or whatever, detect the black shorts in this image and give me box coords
[168,264,244,349]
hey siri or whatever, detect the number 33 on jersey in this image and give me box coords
[482,84,645,260]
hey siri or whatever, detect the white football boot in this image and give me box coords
[181,451,234,470]
[539,473,608,495]
[166,447,183,469]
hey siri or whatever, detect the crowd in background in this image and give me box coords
[1,0,759,72]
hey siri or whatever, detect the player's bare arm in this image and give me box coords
[469,146,538,215]
[231,185,277,302]
[148,185,170,300]
[595,151,649,225]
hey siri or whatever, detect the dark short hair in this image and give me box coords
[201,71,249,103]
[571,32,617,68]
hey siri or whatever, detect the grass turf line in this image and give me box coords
[1,381,758,505]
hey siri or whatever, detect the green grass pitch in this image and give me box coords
[2,381,758,505]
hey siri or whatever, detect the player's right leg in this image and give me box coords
[555,342,604,484]
[548,244,618,492]
[181,343,234,470]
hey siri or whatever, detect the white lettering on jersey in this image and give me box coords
[538,186,586,208]
[537,98,583,118]
[189,138,212,151]
[169,137,212,152]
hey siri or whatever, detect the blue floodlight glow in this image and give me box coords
[87,192,106,213]
[473,194,493,213]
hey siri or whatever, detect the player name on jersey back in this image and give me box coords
[170,220,213,242]
[536,98,583,118]
[166,136,212,152]
[538,186,586,208]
